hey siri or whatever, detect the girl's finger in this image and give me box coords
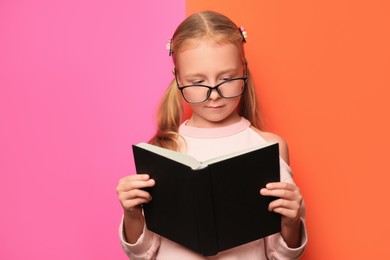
[272,207,300,220]
[265,182,297,191]
[124,178,155,191]
[117,178,155,193]
[268,198,301,212]
[260,188,295,200]
[118,174,151,185]
[120,189,152,202]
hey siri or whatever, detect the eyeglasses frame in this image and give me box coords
[174,62,248,104]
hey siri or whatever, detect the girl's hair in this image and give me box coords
[149,10,261,150]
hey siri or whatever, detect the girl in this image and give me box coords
[117,10,307,259]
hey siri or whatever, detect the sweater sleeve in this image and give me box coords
[119,215,161,260]
[264,158,308,259]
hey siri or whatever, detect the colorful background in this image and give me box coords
[1,0,389,259]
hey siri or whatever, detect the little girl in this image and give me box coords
[117,10,307,259]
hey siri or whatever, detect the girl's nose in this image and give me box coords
[208,88,221,100]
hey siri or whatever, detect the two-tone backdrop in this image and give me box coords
[1,0,389,259]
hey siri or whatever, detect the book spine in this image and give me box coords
[193,168,218,256]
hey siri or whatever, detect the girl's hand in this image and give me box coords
[116,174,155,217]
[260,182,303,247]
[260,182,303,225]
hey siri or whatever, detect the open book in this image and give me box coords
[132,142,281,256]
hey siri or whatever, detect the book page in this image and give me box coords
[136,142,277,170]
[135,143,205,170]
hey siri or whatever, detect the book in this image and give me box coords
[132,142,281,256]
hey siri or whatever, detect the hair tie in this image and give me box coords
[166,38,173,56]
[239,26,247,43]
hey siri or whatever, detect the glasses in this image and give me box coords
[175,65,248,104]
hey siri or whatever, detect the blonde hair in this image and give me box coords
[149,10,261,150]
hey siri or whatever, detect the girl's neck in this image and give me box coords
[186,112,241,128]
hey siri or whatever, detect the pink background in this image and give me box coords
[0,0,184,259]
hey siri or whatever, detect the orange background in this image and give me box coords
[188,0,390,259]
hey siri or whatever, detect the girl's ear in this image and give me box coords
[172,68,175,75]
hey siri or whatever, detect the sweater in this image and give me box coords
[119,117,307,259]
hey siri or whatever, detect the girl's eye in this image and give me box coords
[221,75,236,81]
[192,80,204,84]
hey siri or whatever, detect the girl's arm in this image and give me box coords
[256,131,305,248]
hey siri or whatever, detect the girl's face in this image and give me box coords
[175,40,245,128]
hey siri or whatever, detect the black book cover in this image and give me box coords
[132,142,281,256]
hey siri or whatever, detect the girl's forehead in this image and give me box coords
[175,40,243,74]
[177,38,236,54]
